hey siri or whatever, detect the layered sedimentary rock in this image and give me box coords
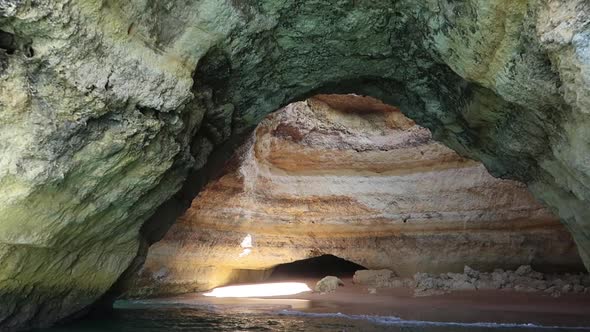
[128,96,582,296]
[1,1,590,330]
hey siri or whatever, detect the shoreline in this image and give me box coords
[122,277,590,328]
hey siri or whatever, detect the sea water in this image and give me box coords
[38,300,590,332]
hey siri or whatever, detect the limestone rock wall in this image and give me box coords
[0,2,204,329]
[1,1,590,330]
[128,96,582,297]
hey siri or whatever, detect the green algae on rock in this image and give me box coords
[0,0,590,330]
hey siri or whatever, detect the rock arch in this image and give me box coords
[126,95,581,297]
[0,0,589,330]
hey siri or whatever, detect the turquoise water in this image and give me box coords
[40,303,590,332]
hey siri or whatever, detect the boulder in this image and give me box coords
[353,269,395,286]
[450,280,476,291]
[464,266,480,279]
[412,266,589,296]
[315,276,344,293]
[515,265,534,276]
[514,265,543,280]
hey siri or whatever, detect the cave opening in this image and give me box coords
[2,1,590,330]
[129,92,584,300]
[0,29,16,54]
[267,255,367,281]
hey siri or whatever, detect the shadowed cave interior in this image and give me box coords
[267,255,368,281]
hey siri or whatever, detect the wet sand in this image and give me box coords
[151,277,590,328]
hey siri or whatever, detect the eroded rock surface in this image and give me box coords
[127,96,581,297]
[1,1,590,330]
[413,265,590,297]
[353,266,590,297]
[315,276,345,293]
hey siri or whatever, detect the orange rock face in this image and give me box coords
[128,95,582,296]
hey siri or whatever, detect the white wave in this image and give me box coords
[277,310,590,330]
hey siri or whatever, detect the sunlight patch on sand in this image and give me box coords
[203,282,312,298]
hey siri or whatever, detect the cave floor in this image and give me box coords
[136,278,590,328]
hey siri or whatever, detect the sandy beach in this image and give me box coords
[148,277,590,328]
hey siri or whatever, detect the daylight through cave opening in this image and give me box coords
[126,94,583,299]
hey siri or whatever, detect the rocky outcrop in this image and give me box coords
[127,96,582,296]
[1,1,590,330]
[315,276,344,293]
[413,265,590,297]
[353,266,590,297]
[353,270,397,286]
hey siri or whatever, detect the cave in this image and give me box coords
[2,1,590,331]
[125,94,583,301]
[268,255,367,280]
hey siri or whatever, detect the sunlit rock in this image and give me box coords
[315,276,344,293]
[127,96,582,297]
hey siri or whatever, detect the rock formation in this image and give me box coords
[127,96,582,297]
[1,1,590,330]
[353,266,590,297]
[353,270,398,286]
[315,276,345,294]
